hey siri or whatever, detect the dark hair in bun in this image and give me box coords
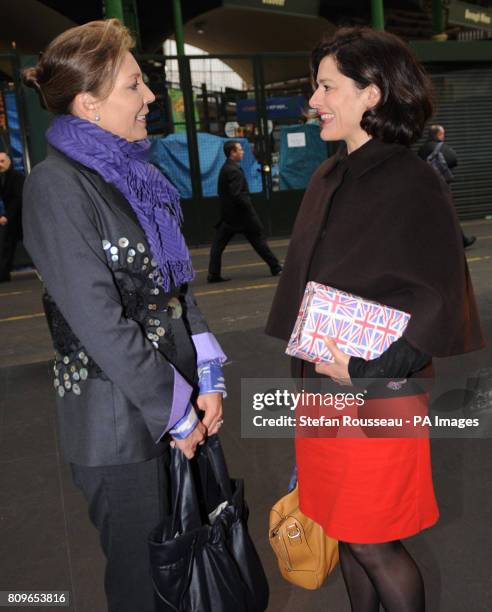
[22,19,134,115]
[22,66,42,90]
[22,65,48,108]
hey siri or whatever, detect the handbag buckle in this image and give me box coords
[287,523,301,541]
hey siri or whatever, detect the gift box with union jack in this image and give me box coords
[286,282,411,364]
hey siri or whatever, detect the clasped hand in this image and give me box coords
[314,337,353,386]
[171,392,223,459]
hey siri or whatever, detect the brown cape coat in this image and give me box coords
[266,138,483,360]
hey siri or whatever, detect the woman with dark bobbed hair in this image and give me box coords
[267,28,483,611]
[22,19,227,612]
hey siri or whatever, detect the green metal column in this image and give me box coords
[432,0,446,38]
[371,0,385,31]
[253,55,273,234]
[103,0,125,21]
[172,0,202,200]
[172,0,185,56]
[124,0,142,51]
[103,1,142,50]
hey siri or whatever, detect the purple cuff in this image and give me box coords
[192,332,227,366]
[198,360,227,397]
[156,365,193,442]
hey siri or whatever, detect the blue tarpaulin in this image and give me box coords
[4,91,24,172]
[150,133,262,199]
[278,124,329,191]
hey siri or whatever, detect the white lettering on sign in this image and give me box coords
[262,0,286,6]
[465,8,492,25]
[287,132,306,148]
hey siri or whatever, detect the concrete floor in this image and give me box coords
[1,222,492,611]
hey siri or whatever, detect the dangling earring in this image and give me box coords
[94,114,100,122]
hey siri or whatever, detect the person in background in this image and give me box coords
[207,140,282,283]
[0,151,24,282]
[418,124,476,248]
[22,19,227,612]
[0,194,5,222]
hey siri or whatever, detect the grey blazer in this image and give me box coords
[23,146,213,466]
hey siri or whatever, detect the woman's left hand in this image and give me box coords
[196,392,224,436]
[315,337,352,386]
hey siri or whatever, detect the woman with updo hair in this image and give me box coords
[23,19,227,612]
[267,27,483,611]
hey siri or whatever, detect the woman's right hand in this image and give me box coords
[315,337,353,386]
[171,421,207,459]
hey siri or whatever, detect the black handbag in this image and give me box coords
[149,435,269,612]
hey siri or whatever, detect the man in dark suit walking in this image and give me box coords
[0,151,25,282]
[207,140,281,283]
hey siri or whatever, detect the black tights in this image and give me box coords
[338,540,425,612]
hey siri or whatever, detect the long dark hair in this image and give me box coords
[311,27,434,146]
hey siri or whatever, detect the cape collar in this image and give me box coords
[330,138,405,179]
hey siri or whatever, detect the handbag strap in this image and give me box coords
[202,434,234,503]
[170,446,203,534]
[170,435,235,535]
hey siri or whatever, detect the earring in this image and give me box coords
[94,114,100,122]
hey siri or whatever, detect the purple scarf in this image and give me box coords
[47,115,194,291]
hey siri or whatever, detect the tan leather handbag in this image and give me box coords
[269,485,339,590]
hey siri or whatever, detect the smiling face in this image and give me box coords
[72,51,155,141]
[309,55,380,153]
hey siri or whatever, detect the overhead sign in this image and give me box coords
[237,96,306,122]
[448,1,492,32]
[224,0,320,18]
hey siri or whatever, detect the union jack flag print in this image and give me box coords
[286,282,411,364]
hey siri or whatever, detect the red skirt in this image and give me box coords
[296,393,440,543]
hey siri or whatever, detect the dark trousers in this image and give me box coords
[0,225,20,281]
[70,450,170,612]
[208,222,280,277]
